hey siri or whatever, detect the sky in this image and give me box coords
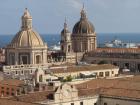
[0,0,140,35]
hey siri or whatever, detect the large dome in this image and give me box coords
[73,20,95,34]
[9,29,44,47]
[8,8,45,48]
[72,8,95,34]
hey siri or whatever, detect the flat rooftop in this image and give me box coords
[50,64,118,74]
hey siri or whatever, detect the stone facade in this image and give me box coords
[5,8,47,66]
[60,7,97,63]
[60,19,76,63]
[71,7,97,53]
[34,64,119,84]
[85,48,140,72]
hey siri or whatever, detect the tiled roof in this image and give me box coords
[93,48,140,53]
[51,64,118,74]
[0,98,37,105]
[76,76,140,99]
[101,88,140,99]
[9,90,54,103]
[0,79,24,86]
[6,76,140,103]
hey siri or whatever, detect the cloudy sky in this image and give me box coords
[0,0,140,35]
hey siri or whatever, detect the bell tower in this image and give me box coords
[60,19,72,54]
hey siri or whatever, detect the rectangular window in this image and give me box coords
[80,102,83,105]
[99,72,104,77]
[1,87,4,89]
[21,70,24,75]
[30,70,33,74]
[16,71,18,74]
[11,93,14,96]
[71,103,74,105]
[6,92,9,95]
[105,71,110,77]
[104,103,107,105]
[112,71,114,74]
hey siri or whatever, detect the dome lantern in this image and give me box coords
[8,8,46,48]
[21,8,32,30]
[61,18,70,34]
[80,4,87,20]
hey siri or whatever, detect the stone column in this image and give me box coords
[32,51,34,64]
[30,51,32,64]
[80,41,83,52]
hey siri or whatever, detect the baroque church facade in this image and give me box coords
[60,7,97,63]
[60,7,97,54]
[5,8,48,65]
[72,7,97,52]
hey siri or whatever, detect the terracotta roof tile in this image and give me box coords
[9,90,54,103]
[0,98,37,105]
[95,48,140,53]
[0,79,24,86]
[76,76,140,99]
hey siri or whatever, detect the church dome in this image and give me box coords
[10,30,44,47]
[72,8,95,34]
[8,8,45,48]
[61,29,70,34]
[73,20,95,34]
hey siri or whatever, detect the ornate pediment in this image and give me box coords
[54,83,78,102]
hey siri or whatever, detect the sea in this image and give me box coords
[0,33,140,48]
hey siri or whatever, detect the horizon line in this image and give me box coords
[0,32,140,36]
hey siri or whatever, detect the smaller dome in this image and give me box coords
[61,29,70,34]
[61,19,70,34]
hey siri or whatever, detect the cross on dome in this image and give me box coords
[80,3,87,20]
[64,17,68,30]
[22,8,32,19]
